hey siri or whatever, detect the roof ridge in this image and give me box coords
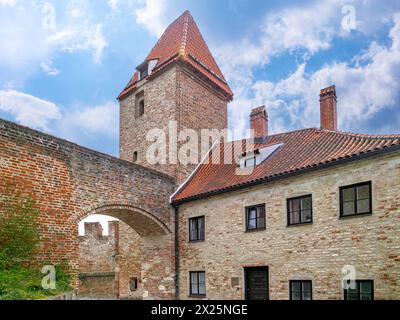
[179,11,191,57]
[322,129,400,140]
[118,10,233,101]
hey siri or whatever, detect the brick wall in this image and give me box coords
[178,152,400,300]
[0,118,176,299]
[119,62,229,184]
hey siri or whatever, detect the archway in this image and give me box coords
[76,204,175,300]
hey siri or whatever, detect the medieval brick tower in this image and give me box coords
[118,11,233,184]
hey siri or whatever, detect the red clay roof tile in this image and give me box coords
[118,11,233,101]
[172,129,400,203]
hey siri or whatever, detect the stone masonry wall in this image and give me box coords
[178,152,400,300]
[117,221,143,299]
[78,221,119,298]
[176,64,229,183]
[0,118,176,298]
[119,63,229,185]
[119,65,179,179]
[79,222,119,273]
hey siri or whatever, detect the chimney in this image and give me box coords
[320,85,337,131]
[250,106,268,140]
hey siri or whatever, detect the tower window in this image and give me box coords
[130,277,138,291]
[135,91,145,118]
[133,151,138,163]
[139,99,145,116]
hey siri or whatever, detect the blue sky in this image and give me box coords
[0,0,399,157]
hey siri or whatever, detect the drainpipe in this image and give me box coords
[174,205,180,300]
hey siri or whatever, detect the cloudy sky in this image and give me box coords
[0,0,399,158]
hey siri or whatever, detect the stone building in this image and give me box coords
[0,10,399,300]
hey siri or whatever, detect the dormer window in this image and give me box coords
[137,59,158,81]
[138,65,148,80]
[243,154,257,169]
[239,143,283,170]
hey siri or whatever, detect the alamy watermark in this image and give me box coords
[41,265,56,290]
[144,121,258,175]
[341,5,357,32]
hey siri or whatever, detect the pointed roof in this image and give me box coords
[118,11,233,100]
[171,129,400,204]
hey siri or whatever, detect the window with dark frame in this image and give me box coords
[189,216,205,242]
[287,195,313,226]
[246,204,266,231]
[344,280,374,300]
[340,182,372,217]
[290,280,312,300]
[135,91,145,118]
[190,271,206,296]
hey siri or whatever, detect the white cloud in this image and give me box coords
[0,90,61,130]
[252,13,400,133]
[108,0,119,12]
[57,101,119,143]
[0,0,16,6]
[135,0,168,37]
[40,61,60,76]
[215,1,400,136]
[0,0,109,82]
[0,89,118,145]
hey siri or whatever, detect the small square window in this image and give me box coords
[190,272,206,297]
[189,216,205,242]
[290,280,312,300]
[246,204,266,231]
[344,280,374,300]
[287,195,313,226]
[340,182,372,217]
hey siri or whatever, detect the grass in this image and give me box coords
[0,266,72,300]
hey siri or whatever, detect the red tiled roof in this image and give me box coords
[118,11,233,100]
[171,128,400,204]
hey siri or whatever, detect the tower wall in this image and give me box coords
[119,63,229,184]
[119,65,179,179]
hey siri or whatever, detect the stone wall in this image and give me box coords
[178,152,400,300]
[119,65,179,179]
[119,63,229,184]
[79,222,119,273]
[0,118,176,299]
[78,222,119,298]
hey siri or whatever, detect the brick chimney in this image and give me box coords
[320,85,337,131]
[250,106,268,140]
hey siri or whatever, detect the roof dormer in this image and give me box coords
[137,59,159,81]
[239,143,283,170]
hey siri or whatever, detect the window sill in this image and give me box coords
[189,295,206,299]
[339,212,373,220]
[287,222,313,228]
[189,240,205,244]
[245,228,266,233]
